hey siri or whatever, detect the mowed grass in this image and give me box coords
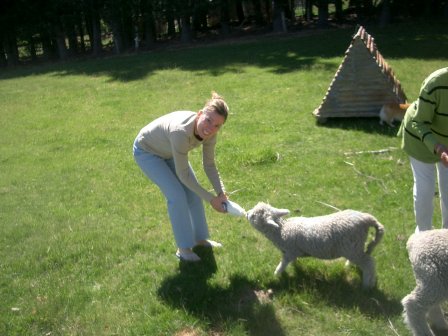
[1,21,448,335]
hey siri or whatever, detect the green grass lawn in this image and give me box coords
[1,21,448,335]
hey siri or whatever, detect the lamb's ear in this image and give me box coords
[266,219,280,228]
[274,208,290,217]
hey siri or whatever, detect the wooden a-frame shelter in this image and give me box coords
[313,26,407,122]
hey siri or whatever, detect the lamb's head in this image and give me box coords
[246,202,290,233]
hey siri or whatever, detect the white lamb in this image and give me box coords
[401,229,448,336]
[246,202,385,289]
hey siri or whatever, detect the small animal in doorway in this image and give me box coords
[379,103,410,127]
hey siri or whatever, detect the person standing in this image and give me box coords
[133,92,230,261]
[399,67,448,232]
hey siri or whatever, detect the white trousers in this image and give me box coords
[410,157,448,232]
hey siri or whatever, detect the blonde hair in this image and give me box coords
[203,91,229,122]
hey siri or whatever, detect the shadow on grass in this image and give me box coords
[0,28,346,82]
[270,261,403,318]
[316,116,402,137]
[157,246,285,336]
[1,20,447,82]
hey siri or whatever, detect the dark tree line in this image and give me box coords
[1,0,447,67]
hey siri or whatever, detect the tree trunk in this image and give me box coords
[264,0,272,22]
[272,0,287,32]
[180,16,192,43]
[0,40,7,67]
[193,1,208,32]
[40,29,57,61]
[110,18,123,54]
[91,11,102,56]
[220,0,230,35]
[166,6,176,37]
[54,24,69,60]
[235,0,245,24]
[335,0,343,22]
[65,18,78,56]
[77,14,86,54]
[379,0,391,27]
[86,0,102,56]
[141,0,155,49]
[305,0,313,21]
[283,0,294,21]
[317,0,328,27]
[143,12,155,49]
[363,0,373,17]
[180,1,193,43]
[254,0,265,25]
[27,34,38,61]
[3,31,19,66]
[120,7,134,51]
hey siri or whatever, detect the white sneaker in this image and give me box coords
[175,249,201,262]
[196,239,222,248]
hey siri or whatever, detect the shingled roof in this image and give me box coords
[313,26,407,122]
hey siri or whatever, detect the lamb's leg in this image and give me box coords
[274,254,293,275]
[428,304,448,331]
[402,287,436,336]
[349,253,376,289]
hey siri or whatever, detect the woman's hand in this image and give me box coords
[210,192,228,213]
